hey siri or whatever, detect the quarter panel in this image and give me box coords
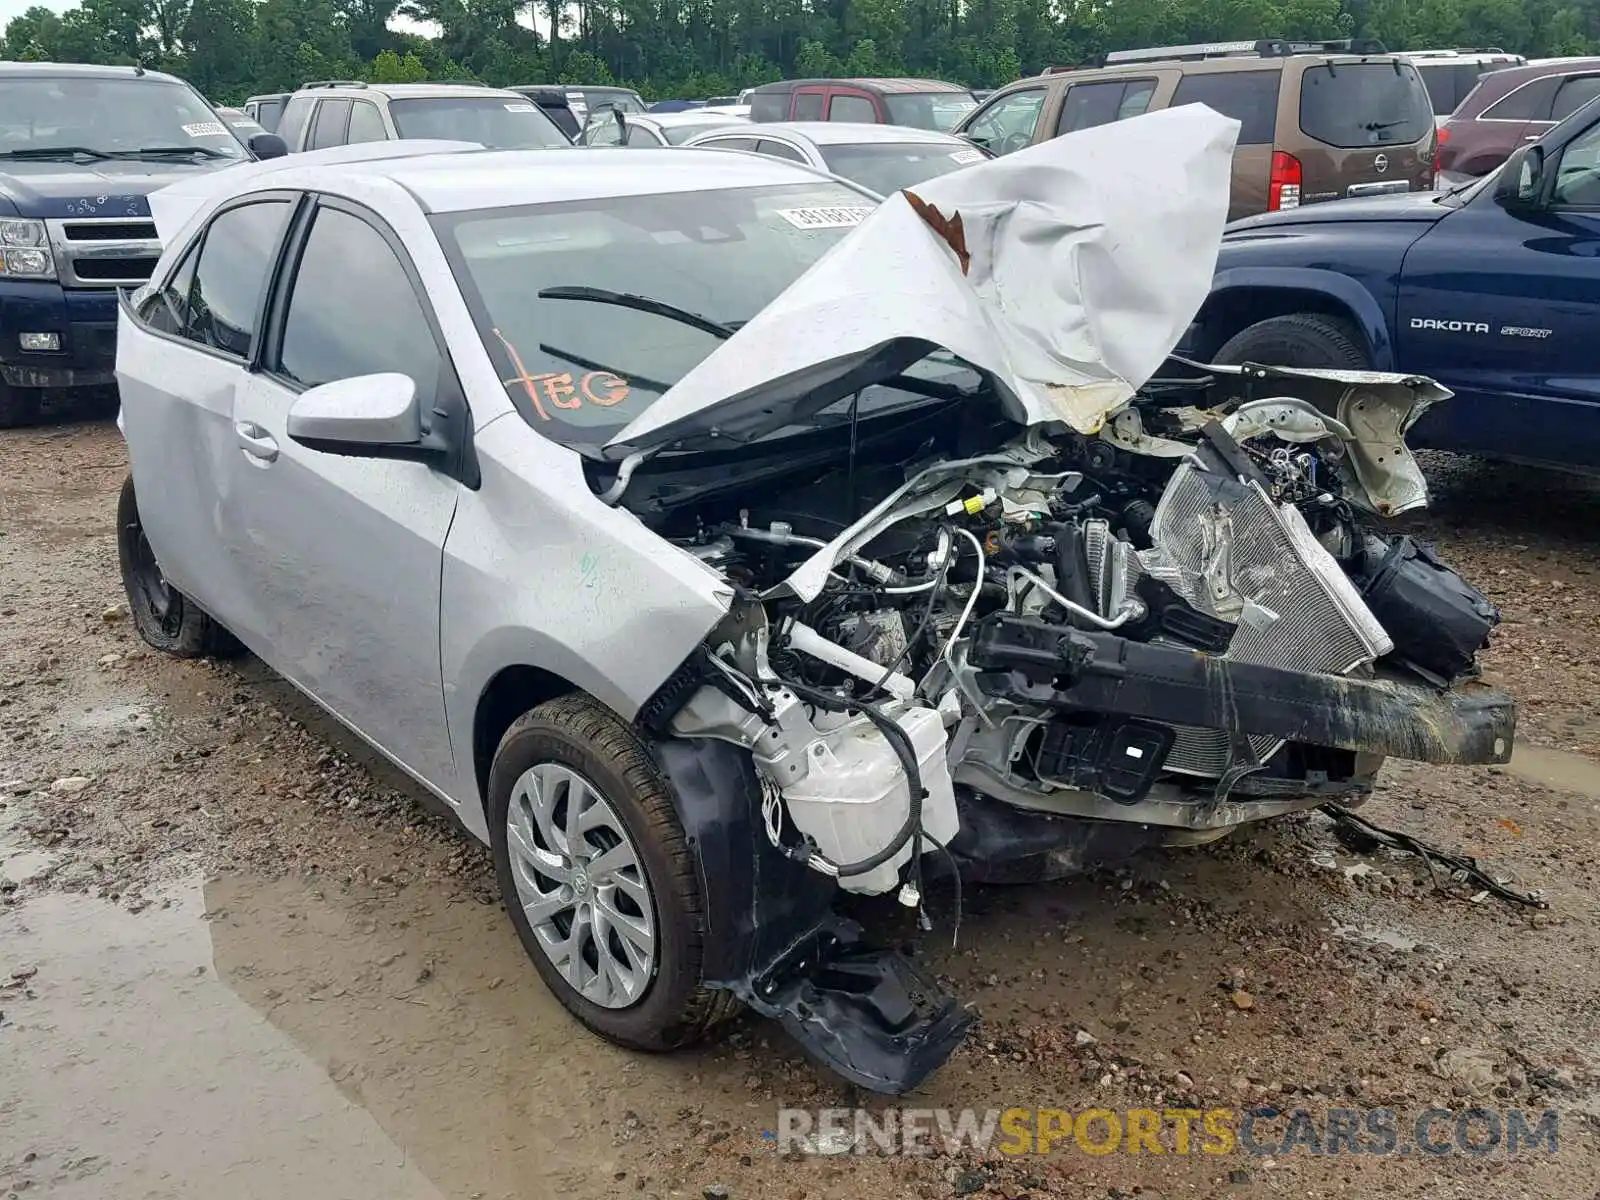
[440,416,734,822]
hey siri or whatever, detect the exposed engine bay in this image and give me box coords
[607,360,1514,1097]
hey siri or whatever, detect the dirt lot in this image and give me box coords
[2,421,1598,1200]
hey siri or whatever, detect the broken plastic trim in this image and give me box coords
[652,735,973,1093]
[740,918,975,1095]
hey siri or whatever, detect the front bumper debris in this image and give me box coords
[971,613,1516,767]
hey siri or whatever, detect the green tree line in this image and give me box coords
[3,0,1596,103]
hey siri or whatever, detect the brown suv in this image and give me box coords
[953,38,1438,220]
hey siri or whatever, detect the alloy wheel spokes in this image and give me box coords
[506,761,657,1009]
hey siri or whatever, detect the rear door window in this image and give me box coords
[1551,73,1600,123]
[1171,71,1280,144]
[828,93,877,122]
[307,98,352,149]
[1299,62,1433,148]
[184,199,294,359]
[757,139,808,162]
[793,90,825,120]
[1056,78,1156,134]
[1481,75,1560,121]
[346,100,387,144]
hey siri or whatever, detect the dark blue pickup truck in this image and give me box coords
[0,62,283,427]
[1185,96,1600,473]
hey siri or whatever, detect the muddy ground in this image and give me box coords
[2,422,1598,1200]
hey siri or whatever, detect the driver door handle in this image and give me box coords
[236,421,279,463]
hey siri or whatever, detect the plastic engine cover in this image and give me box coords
[780,705,959,895]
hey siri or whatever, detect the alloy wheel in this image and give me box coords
[505,762,658,1009]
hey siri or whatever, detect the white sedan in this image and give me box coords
[113,112,1513,1095]
[680,120,992,195]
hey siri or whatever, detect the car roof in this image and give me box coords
[753,77,969,94]
[1474,57,1600,86]
[742,121,965,145]
[260,146,841,213]
[0,61,189,85]
[300,82,528,99]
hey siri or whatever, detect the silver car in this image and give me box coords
[116,117,1515,1095]
[680,120,992,195]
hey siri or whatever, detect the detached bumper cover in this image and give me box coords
[972,613,1516,766]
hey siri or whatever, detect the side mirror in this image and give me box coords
[287,373,432,461]
[249,132,289,160]
[1493,144,1544,210]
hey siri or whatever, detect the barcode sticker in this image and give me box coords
[182,122,227,138]
[775,206,875,229]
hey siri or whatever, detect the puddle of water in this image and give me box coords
[200,872,726,1200]
[0,803,55,886]
[0,863,443,1200]
[1501,743,1600,802]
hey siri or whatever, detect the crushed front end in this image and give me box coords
[626,361,1513,1095]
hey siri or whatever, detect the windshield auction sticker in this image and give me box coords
[504,103,536,112]
[182,122,228,138]
[949,148,985,164]
[776,206,875,230]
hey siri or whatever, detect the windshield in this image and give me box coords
[885,92,978,131]
[1299,63,1434,148]
[819,142,987,194]
[388,97,569,148]
[0,76,248,160]
[435,181,881,445]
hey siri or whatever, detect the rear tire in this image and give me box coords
[1212,313,1371,371]
[488,693,740,1052]
[0,385,41,430]
[116,474,242,659]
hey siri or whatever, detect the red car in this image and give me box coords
[1437,56,1600,185]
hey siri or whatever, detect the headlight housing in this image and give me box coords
[0,219,55,278]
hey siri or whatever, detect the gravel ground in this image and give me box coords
[2,422,1598,1199]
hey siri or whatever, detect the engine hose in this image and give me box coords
[1051,521,1098,623]
[776,676,927,880]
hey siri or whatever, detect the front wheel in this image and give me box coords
[488,693,740,1051]
[116,474,241,659]
[1212,313,1371,371]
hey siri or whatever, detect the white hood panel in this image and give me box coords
[609,104,1241,449]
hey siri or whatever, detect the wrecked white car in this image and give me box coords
[114,109,1514,1095]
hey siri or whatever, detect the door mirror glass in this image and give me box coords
[1494,144,1544,209]
[248,132,289,160]
[287,373,421,451]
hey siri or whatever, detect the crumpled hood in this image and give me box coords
[608,104,1241,453]
[0,159,216,219]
